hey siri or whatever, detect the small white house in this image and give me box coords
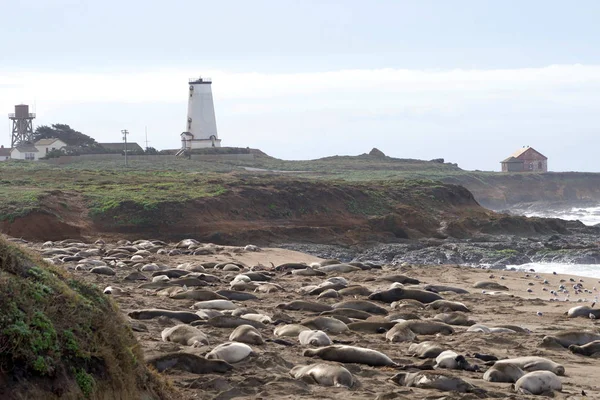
[35,138,67,156]
[11,144,39,161]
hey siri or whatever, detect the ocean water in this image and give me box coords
[522,205,600,226]
[509,262,600,280]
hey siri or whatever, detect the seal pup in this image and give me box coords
[205,342,253,364]
[170,290,227,301]
[332,300,388,315]
[304,345,396,367]
[408,342,445,358]
[229,325,264,345]
[427,300,470,313]
[301,317,349,334]
[541,330,600,348]
[492,356,564,376]
[424,284,469,294]
[299,330,333,346]
[368,288,443,304]
[191,300,238,310]
[320,308,372,320]
[390,371,479,393]
[347,321,397,334]
[274,324,311,337]
[276,301,333,313]
[568,340,600,357]
[338,285,372,296]
[483,362,525,383]
[467,324,516,334]
[147,352,232,374]
[161,324,209,347]
[378,274,420,284]
[473,281,509,290]
[289,363,355,388]
[128,309,200,324]
[433,312,475,326]
[434,350,478,371]
[103,286,130,296]
[514,371,562,395]
[385,323,417,343]
[194,315,266,329]
[395,320,454,335]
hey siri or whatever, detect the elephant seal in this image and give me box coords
[433,312,475,326]
[147,352,232,374]
[192,300,237,310]
[195,315,266,329]
[369,288,442,304]
[299,330,333,346]
[317,263,361,273]
[320,308,372,320]
[301,317,349,334]
[427,300,470,313]
[386,323,417,343]
[514,371,562,395]
[541,330,600,348]
[317,289,340,299]
[390,371,479,393]
[274,324,311,337]
[408,342,445,358]
[229,325,264,345]
[347,321,397,334]
[338,285,372,296]
[387,312,421,321]
[216,290,259,301]
[434,350,477,371]
[332,300,388,315]
[289,363,354,388]
[292,268,326,277]
[161,324,209,347]
[473,281,509,290]
[170,290,227,301]
[206,342,253,363]
[493,356,564,376]
[303,345,397,367]
[395,320,454,335]
[128,309,200,323]
[241,313,272,324]
[483,362,525,383]
[424,284,469,294]
[467,324,516,334]
[568,340,600,356]
[567,305,600,318]
[276,301,333,313]
[378,274,420,284]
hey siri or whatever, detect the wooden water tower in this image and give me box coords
[8,104,36,147]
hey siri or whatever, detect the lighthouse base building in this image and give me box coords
[181,77,222,150]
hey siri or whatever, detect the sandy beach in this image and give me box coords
[26,240,600,399]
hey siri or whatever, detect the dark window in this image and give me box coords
[538,162,543,169]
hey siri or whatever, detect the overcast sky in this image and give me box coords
[1,0,600,171]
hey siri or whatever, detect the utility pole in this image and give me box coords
[121,129,129,167]
[144,126,150,151]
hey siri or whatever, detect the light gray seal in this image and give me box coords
[386,323,417,343]
[541,330,600,348]
[229,324,264,345]
[514,371,562,395]
[332,300,388,315]
[303,345,397,367]
[492,356,564,376]
[274,324,311,337]
[427,300,470,313]
[434,350,477,371]
[368,288,443,304]
[566,305,600,318]
[407,341,445,358]
[483,362,525,383]
[433,312,475,326]
[146,352,232,374]
[299,330,332,346]
[301,317,349,334]
[390,371,479,393]
[395,320,454,335]
[568,340,600,356]
[338,285,372,296]
[289,363,355,388]
[161,324,209,347]
[206,342,253,363]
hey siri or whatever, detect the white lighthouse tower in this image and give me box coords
[181,77,221,150]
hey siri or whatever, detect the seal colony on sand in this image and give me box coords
[18,237,600,399]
